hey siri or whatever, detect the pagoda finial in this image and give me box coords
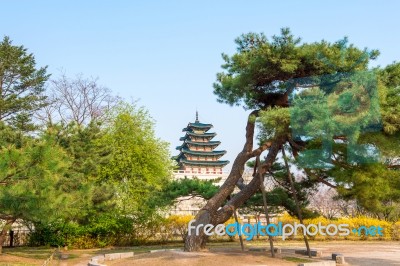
[195,110,199,123]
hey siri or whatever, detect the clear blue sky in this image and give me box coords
[1,1,399,169]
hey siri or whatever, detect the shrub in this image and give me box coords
[166,215,194,241]
[391,221,400,240]
[28,214,134,248]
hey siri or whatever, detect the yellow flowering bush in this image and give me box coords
[165,215,195,241]
[390,221,400,240]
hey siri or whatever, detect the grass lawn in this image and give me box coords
[3,247,55,260]
[283,256,313,263]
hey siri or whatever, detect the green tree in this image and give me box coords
[147,177,220,212]
[185,28,400,251]
[0,36,49,131]
[244,160,318,219]
[98,102,173,218]
[27,121,120,248]
[0,124,69,253]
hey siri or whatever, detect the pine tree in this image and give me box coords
[185,28,400,251]
[0,36,49,131]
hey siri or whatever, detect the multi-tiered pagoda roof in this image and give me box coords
[175,112,229,172]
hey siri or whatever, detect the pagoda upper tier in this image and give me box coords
[175,112,229,173]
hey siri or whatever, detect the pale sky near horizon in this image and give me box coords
[1,1,400,169]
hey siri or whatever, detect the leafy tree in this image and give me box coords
[185,28,400,251]
[244,159,318,218]
[335,164,400,220]
[98,102,173,218]
[0,124,69,253]
[0,36,49,131]
[27,120,120,247]
[160,178,220,203]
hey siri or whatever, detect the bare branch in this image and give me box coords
[39,72,119,126]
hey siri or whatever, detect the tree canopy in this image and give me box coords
[0,36,49,131]
[0,37,179,249]
[214,29,379,109]
[213,28,400,218]
[186,28,400,251]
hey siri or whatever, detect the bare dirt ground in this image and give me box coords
[309,242,400,266]
[1,241,399,265]
[109,242,400,266]
[0,253,43,265]
[110,248,298,266]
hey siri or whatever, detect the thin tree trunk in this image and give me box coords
[233,209,244,251]
[0,219,15,254]
[281,147,311,258]
[256,155,275,258]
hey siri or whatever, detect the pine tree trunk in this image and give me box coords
[184,111,283,251]
[0,219,15,254]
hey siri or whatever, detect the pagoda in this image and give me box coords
[175,112,229,174]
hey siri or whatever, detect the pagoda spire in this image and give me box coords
[195,110,199,123]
